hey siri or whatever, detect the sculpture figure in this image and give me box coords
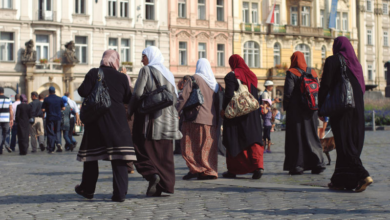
[21,40,37,64]
[63,41,80,64]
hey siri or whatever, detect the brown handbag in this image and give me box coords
[225,79,260,119]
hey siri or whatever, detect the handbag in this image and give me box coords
[183,76,204,110]
[319,54,355,117]
[80,68,111,124]
[225,79,260,119]
[138,67,174,114]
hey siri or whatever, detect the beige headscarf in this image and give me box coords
[100,49,120,70]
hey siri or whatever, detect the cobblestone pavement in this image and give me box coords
[0,131,389,219]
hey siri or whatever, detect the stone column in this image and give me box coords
[24,62,35,103]
[63,64,76,99]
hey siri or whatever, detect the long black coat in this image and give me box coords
[16,103,31,155]
[283,71,325,171]
[77,67,136,162]
[222,72,263,157]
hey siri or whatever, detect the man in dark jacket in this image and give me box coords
[42,87,64,153]
[29,91,45,152]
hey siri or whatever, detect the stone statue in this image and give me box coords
[63,41,79,64]
[21,40,37,64]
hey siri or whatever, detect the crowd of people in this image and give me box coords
[0,36,373,202]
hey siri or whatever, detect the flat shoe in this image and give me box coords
[355,177,373,192]
[75,185,94,199]
[197,173,218,180]
[252,169,264,179]
[111,195,125,202]
[222,171,236,178]
[5,146,12,153]
[182,172,198,180]
[146,174,160,197]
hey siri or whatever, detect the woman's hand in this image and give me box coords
[120,67,127,74]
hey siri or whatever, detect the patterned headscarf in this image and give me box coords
[288,51,318,78]
[228,54,258,92]
[100,49,120,70]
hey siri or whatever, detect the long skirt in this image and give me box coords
[181,122,218,177]
[226,144,264,175]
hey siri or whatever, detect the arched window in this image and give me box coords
[321,46,326,61]
[274,43,281,66]
[243,41,260,68]
[295,44,311,66]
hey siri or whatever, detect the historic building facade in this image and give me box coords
[232,0,357,103]
[168,0,233,83]
[0,0,169,102]
[357,0,390,93]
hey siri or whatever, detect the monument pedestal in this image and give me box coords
[24,62,35,103]
[62,64,75,99]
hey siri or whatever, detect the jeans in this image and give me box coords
[0,122,10,153]
[10,121,17,151]
[63,129,73,147]
[46,120,61,152]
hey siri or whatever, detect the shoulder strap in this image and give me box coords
[146,66,162,88]
[98,68,104,81]
[295,67,305,76]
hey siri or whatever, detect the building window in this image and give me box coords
[36,35,49,61]
[301,6,310,27]
[0,32,14,61]
[178,0,186,18]
[75,36,87,64]
[274,5,280,25]
[291,7,298,26]
[368,65,373,80]
[367,0,372,12]
[243,41,260,68]
[108,0,116,17]
[179,42,187,66]
[75,0,85,14]
[1,0,12,9]
[198,43,206,59]
[273,43,281,66]
[321,46,326,61]
[198,0,206,20]
[108,38,118,51]
[145,0,154,20]
[121,39,130,62]
[384,3,388,15]
[384,31,389,47]
[320,10,324,28]
[242,2,249,23]
[145,40,155,47]
[342,13,348,31]
[216,0,224,21]
[120,0,128,17]
[251,3,258,24]
[367,30,372,45]
[295,44,311,66]
[217,44,225,67]
[336,12,340,30]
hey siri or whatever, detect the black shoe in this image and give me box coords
[289,166,304,175]
[146,174,160,197]
[5,146,12,153]
[31,150,37,153]
[311,166,326,174]
[182,172,199,180]
[39,144,45,151]
[111,195,125,202]
[222,171,236,178]
[56,144,63,152]
[75,185,94,199]
[70,144,75,152]
[197,173,217,180]
[252,169,264,179]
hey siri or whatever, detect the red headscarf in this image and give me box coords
[288,51,318,78]
[229,54,258,92]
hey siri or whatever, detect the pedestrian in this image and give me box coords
[61,96,75,151]
[10,94,21,151]
[29,92,45,152]
[271,108,281,132]
[0,87,13,154]
[40,94,47,145]
[63,92,80,151]
[42,86,65,153]
[129,46,182,197]
[261,80,281,105]
[15,94,31,155]
[75,50,135,202]
[283,51,325,175]
[319,36,373,192]
[176,58,220,180]
[174,76,191,155]
[261,99,273,153]
[221,54,264,179]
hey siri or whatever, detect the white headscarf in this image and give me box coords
[142,46,178,96]
[195,58,219,93]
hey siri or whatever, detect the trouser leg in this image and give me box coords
[3,123,10,149]
[111,160,129,199]
[0,123,4,153]
[10,122,17,151]
[80,161,99,194]
[30,123,38,152]
[46,120,56,152]
[63,130,73,146]
[69,118,75,145]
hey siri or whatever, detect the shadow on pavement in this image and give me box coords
[227,208,390,215]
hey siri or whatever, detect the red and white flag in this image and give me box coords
[266,3,276,24]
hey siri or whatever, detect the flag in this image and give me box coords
[328,0,338,29]
[266,4,276,24]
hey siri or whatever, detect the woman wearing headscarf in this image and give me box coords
[283,51,325,175]
[15,94,31,155]
[176,58,220,180]
[221,54,264,179]
[61,96,75,151]
[319,37,373,192]
[75,50,135,202]
[129,46,182,197]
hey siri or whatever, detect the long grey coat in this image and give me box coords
[129,66,182,140]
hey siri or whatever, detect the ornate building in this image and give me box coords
[168,0,233,83]
[0,0,169,102]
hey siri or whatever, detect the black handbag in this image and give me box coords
[80,68,111,124]
[138,68,174,114]
[183,76,204,110]
[319,54,355,117]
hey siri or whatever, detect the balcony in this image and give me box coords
[336,31,351,39]
[35,61,62,72]
[35,10,57,21]
[268,24,334,38]
[240,23,262,33]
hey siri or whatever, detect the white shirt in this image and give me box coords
[0,96,12,123]
[261,90,272,100]
[12,100,21,121]
[67,98,79,118]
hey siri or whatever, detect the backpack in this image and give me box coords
[296,67,319,111]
